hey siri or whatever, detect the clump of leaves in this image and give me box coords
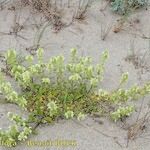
[111,0,149,14]
[111,106,135,122]
[0,48,150,147]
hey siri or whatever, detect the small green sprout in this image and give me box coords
[64,111,74,119]
[77,113,86,121]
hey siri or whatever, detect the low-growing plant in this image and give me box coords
[0,48,150,147]
[111,0,149,14]
[111,106,135,122]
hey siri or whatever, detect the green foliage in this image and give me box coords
[0,48,150,147]
[111,106,134,122]
[111,0,149,14]
[0,71,27,108]
[0,113,32,147]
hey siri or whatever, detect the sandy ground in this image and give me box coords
[0,0,150,150]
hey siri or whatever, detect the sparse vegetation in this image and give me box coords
[0,0,150,149]
[111,0,149,14]
[125,40,150,73]
[0,48,150,147]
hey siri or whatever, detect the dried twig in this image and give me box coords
[75,0,90,20]
[100,0,111,12]
[127,110,150,147]
[101,22,112,40]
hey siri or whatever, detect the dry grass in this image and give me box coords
[20,0,63,32]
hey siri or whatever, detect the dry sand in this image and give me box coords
[0,0,150,150]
